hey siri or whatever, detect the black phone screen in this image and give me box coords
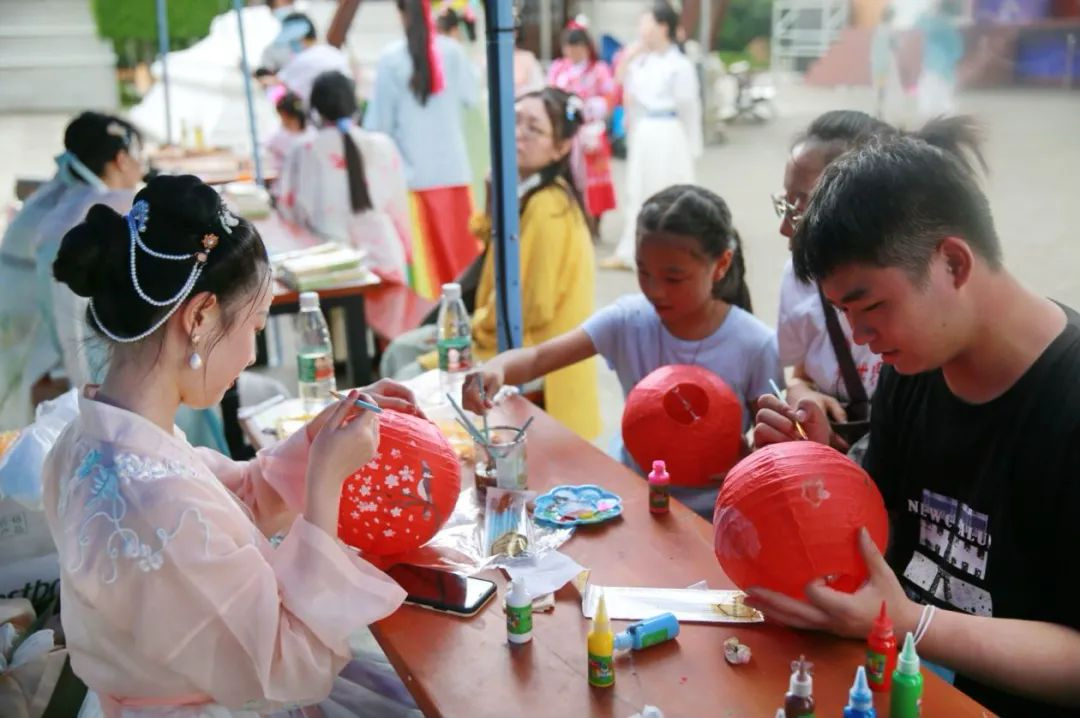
[386,564,497,616]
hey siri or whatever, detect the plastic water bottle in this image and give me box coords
[296,291,336,413]
[436,282,472,398]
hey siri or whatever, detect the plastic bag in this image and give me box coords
[386,486,573,575]
[0,390,76,616]
[0,389,79,511]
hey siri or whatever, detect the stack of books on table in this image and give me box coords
[272,244,381,292]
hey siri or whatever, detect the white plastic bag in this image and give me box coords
[0,389,79,511]
[0,390,76,615]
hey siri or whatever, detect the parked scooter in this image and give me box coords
[724,60,776,124]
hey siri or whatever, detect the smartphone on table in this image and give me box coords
[386,564,497,618]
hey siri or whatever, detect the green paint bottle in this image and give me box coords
[889,633,924,718]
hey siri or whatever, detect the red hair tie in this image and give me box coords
[422,0,446,95]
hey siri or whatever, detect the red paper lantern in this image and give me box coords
[713,442,889,600]
[621,365,743,487]
[338,410,460,556]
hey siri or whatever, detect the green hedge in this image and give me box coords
[717,0,773,52]
[92,0,231,45]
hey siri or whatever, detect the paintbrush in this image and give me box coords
[478,383,490,442]
[516,416,535,440]
[329,390,384,414]
[769,379,808,441]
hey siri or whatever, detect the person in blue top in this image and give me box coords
[0,113,245,454]
[917,0,965,119]
[463,185,781,519]
[364,0,481,297]
[0,112,142,431]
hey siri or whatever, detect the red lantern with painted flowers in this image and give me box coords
[621,365,743,487]
[338,410,460,556]
[713,442,889,600]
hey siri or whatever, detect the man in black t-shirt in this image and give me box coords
[751,135,1080,716]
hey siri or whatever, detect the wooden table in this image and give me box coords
[147,148,277,186]
[243,394,989,718]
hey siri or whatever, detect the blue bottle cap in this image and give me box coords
[848,665,873,710]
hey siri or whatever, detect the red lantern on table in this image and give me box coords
[621,365,743,487]
[713,442,889,600]
[338,410,460,556]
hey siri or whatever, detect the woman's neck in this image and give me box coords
[661,300,731,341]
[95,358,182,436]
[652,38,672,54]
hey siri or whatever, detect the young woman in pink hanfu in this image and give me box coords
[42,174,423,717]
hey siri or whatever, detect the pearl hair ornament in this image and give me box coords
[89,200,234,344]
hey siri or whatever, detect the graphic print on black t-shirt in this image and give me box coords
[901,489,993,616]
[863,304,1080,717]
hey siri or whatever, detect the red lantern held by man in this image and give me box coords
[713,442,889,600]
[622,365,743,487]
[338,410,460,556]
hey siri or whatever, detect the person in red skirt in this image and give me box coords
[547,16,618,225]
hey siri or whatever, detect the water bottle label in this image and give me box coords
[437,337,472,373]
[298,352,334,383]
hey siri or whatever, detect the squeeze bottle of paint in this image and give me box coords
[889,633,923,718]
[648,460,670,514]
[843,665,876,718]
[784,655,816,718]
[506,579,532,645]
[866,601,897,692]
[587,591,615,688]
[613,612,680,652]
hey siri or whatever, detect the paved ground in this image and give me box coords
[3,81,1078,448]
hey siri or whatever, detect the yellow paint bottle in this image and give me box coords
[587,591,615,688]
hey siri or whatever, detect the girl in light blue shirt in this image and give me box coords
[463,185,781,519]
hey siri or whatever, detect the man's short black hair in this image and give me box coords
[792,135,1002,284]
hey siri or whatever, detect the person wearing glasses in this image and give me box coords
[381,88,601,440]
[773,111,982,449]
[753,131,1080,718]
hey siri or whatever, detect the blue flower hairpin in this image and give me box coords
[566,94,584,122]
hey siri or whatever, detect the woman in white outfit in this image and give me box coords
[604,1,701,270]
[276,71,412,285]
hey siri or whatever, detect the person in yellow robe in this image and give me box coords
[381,88,600,439]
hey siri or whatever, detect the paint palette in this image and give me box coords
[533,485,623,526]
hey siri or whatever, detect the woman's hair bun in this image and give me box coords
[53,203,129,298]
[135,174,224,254]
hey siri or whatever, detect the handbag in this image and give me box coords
[817,285,872,445]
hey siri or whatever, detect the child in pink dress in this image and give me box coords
[42,174,420,717]
[547,19,617,221]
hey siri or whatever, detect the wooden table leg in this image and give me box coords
[338,292,371,387]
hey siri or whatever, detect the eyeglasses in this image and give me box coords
[771,192,804,229]
[515,114,551,140]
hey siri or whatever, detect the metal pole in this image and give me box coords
[233,0,265,186]
[154,0,172,145]
[486,0,523,351]
[1066,33,1076,91]
[700,0,710,51]
[539,0,553,64]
